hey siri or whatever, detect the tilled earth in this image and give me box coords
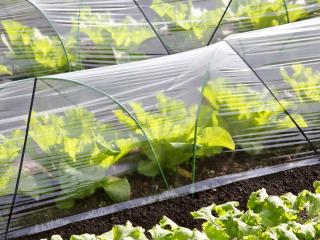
[18,163,320,240]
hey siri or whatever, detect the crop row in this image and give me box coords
[0,64,318,211]
[44,180,320,240]
[0,0,319,79]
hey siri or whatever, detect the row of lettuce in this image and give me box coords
[0,0,320,79]
[47,180,320,240]
[0,64,318,211]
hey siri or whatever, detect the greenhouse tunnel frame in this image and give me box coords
[1,38,319,237]
[1,1,320,238]
[22,0,73,72]
[1,0,308,73]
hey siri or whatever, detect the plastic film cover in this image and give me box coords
[0,0,69,84]
[0,0,320,83]
[0,17,319,238]
[209,0,320,43]
[30,0,169,70]
[226,17,320,152]
[0,80,35,237]
[195,41,317,184]
[135,0,228,53]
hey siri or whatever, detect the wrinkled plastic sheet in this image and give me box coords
[0,17,320,239]
[1,0,320,83]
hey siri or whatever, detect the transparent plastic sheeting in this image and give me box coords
[0,17,320,239]
[1,0,320,83]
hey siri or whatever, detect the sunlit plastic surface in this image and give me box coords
[30,0,168,70]
[226,17,320,151]
[0,0,68,83]
[209,0,320,43]
[1,17,320,238]
[195,41,316,183]
[0,81,34,237]
[135,0,228,53]
[6,78,168,235]
[0,0,320,83]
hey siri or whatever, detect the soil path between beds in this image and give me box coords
[19,163,320,240]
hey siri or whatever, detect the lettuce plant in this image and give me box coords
[68,7,155,67]
[115,93,235,177]
[0,129,42,201]
[25,107,136,209]
[202,78,307,151]
[98,221,147,240]
[281,64,320,103]
[0,10,156,77]
[48,221,147,240]
[0,64,12,76]
[78,8,154,49]
[0,131,25,196]
[149,216,206,240]
[0,20,70,78]
[150,0,224,46]
[44,180,320,240]
[0,1,317,80]
[228,0,309,32]
[280,64,320,138]
[0,107,141,209]
[192,181,320,239]
[230,0,288,31]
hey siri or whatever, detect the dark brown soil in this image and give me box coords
[18,162,320,240]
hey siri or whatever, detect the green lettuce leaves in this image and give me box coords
[115,93,235,177]
[43,181,320,240]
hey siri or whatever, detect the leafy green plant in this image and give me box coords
[48,221,148,240]
[115,93,235,177]
[0,10,156,77]
[230,0,288,30]
[67,7,156,67]
[202,78,307,151]
[0,64,12,75]
[26,107,136,209]
[150,0,224,44]
[150,0,314,47]
[192,181,320,239]
[0,97,234,209]
[44,180,320,240]
[149,216,206,240]
[0,129,43,200]
[98,221,148,240]
[0,0,319,80]
[281,64,320,103]
[0,130,23,195]
[227,0,309,32]
[0,107,137,209]
[77,8,154,49]
[0,20,70,77]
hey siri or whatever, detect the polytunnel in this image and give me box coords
[1,0,320,83]
[0,16,319,239]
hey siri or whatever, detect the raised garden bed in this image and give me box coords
[18,162,320,240]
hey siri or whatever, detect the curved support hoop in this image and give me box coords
[191,71,210,191]
[207,0,233,46]
[132,0,171,55]
[76,0,84,70]
[2,76,170,238]
[282,0,291,23]
[24,0,72,72]
[37,76,170,189]
[190,50,219,192]
[224,41,319,156]
[4,78,38,240]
